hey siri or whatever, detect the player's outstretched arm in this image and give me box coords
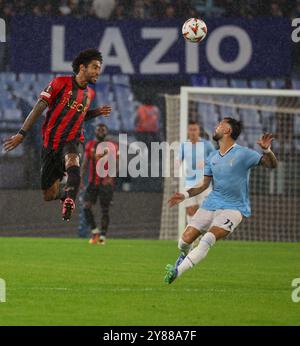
[257,133,278,169]
[84,105,112,122]
[168,176,212,208]
[3,99,48,152]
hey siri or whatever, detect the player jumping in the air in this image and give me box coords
[4,48,111,221]
[81,124,119,245]
[165,117,278,284]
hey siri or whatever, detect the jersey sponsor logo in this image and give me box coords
[61,94,89,113]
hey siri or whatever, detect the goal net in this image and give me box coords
[160,87,300,242]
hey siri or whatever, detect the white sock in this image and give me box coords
[178,238,192,256]
[177,232,216,277]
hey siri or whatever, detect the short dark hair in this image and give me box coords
[188,120,200,127]
[96,123,108,130]
[72,48,103,74]
[224,117,243,140]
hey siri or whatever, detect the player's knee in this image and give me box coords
[65,154,80,169]
[43,190,56,201]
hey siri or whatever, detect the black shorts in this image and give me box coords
[84,183,114,208]
[41,141,83,190]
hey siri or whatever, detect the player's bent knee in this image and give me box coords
[182,226,201,244]
[208,226,230,241]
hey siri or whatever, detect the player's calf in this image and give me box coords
[42,180,60,201]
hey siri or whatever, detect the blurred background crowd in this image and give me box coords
[1,0,300,20]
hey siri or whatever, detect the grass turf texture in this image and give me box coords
[0,237,299,326]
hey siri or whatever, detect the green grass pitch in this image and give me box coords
[0,237,299,326]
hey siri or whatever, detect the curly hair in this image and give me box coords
[72,48,103,74]
[224,117,243,140]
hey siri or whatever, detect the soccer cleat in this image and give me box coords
[164,264,178,284]
[175,252,186,269]
[62,197,75,221]
[89,233,100,244]
[98,235,106,245]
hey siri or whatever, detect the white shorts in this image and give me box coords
[189,208,243,233]
[183,186,212,208]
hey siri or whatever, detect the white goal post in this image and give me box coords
[160,86,300,242]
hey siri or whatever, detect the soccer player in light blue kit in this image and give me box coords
[165,117,278,284]
[178,121,215,225]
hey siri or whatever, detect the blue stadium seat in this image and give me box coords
[3,108,22,121]
[260,111,276,132]
[269,79,286,89]
[190,75,209,86]
[100,112,121,131]
[245,127,263,149]
[294,115,300,135]
[236,133,248,147]
[230,79,248,88]
[198,103,217,117]
[0,72,17,83]
[209,78,228,87]
[112,75,130,86]
[239,109,261,127]
[98,74,111,83]
[249,79,268,89]
[18,73,36,83]
[291,80,300,90]
[36,73,55,87]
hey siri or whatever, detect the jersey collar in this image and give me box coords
[219,143,237,157]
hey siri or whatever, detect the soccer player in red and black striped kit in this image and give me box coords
[4,48,111,221]
[81,124,119,245]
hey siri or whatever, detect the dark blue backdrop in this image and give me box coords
[10,16,292,78]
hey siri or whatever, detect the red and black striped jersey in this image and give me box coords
[85,139,119,186]
[39,75,95,151]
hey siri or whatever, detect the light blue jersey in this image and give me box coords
[202,144,262,217]
[179,138,215,188]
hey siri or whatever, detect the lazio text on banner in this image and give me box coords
[10,16,292,77]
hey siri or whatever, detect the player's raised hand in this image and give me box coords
[168,192,185,208]
[257,133,273,150]
[99,105,112,117]
[3,133,24,152]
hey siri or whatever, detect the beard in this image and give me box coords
[213,132,222,141]
[96,135,106,142]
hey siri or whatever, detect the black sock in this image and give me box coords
[84,208,97,230]
[101,207,109,236]
[55,180,67,201]
[65,166,80,201]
